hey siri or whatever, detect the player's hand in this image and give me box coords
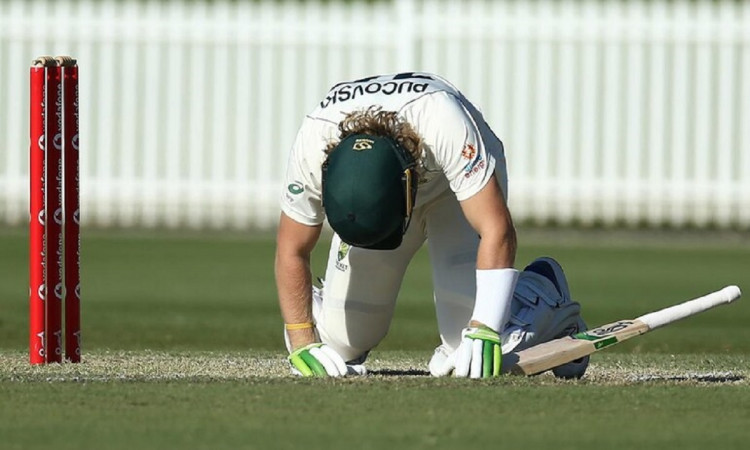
[288,343,349,377]
[428,344,457,377]
[454,325,502,378]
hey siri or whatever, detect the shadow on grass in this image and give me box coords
[632,373,745,383]
[366,367,746,384]
[368,368,430,376]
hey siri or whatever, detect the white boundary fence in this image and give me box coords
[1,0,749,229]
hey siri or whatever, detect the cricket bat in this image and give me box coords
[503,285,742,376]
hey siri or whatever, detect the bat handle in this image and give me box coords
[637,285,741,330]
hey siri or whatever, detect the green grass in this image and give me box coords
[0,351,748,450]
[2,372,748,450]
[1,227,749,449]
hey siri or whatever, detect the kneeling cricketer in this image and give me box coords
[275,72,588,378]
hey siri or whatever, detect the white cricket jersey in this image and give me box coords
[281,72,506,226]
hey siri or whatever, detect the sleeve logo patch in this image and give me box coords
[462,153,484,179]
[461,143,476,160]
[288,182,304,195]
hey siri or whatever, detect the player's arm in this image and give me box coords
[275,117,353,377]
[426,93,518,334]
[419,93,519,378]
[276,117,329,351]
[459,174,516,273]
[275,213,350,377]
[274,211,322,351]
[448,175,518,378]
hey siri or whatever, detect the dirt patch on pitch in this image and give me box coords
[0,350,287,382]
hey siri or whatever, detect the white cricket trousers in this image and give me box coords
[312,189,480,363]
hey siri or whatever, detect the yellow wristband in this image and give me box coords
[284,322,315,331]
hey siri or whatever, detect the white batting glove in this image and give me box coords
[288,343,352,377]
[428,344,457,377]
[454,326,503,378]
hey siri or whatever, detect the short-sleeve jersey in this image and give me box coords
[281,72,505,226]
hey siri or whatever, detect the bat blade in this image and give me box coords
[503,285,742,376]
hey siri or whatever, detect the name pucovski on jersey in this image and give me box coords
[316,72,456,115]
[320,74,434,109]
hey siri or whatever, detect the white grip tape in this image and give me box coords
[470,339,483,379]
[637,285,741,330]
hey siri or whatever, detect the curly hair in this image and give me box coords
[325,106,423,162]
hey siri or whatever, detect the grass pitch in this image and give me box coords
[1,227,749,449]
[1,351,748,450]
[1,350,749,450]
